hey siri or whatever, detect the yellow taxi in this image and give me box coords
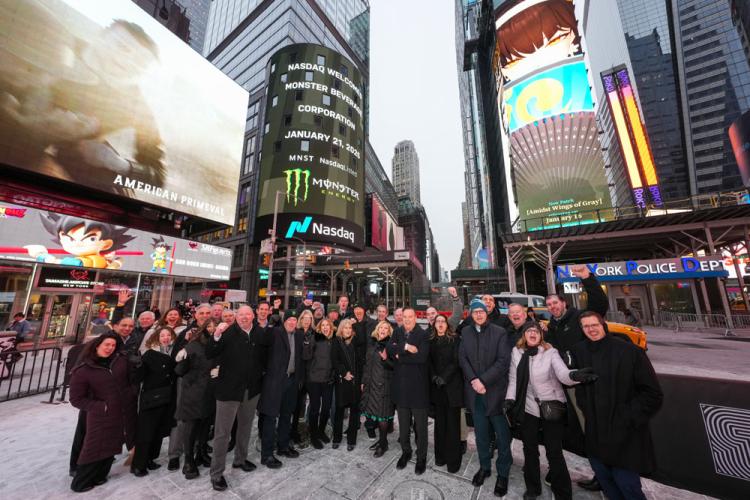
[530,307,648,350]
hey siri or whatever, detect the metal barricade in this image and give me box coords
[0,347,64,403]
[654,311,740,336]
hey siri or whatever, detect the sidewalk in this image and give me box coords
[0,396,713,499]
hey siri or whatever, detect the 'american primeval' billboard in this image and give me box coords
[254,44,365,250]
[494,0,612,230]
[0,0,248,225]
[0,204,232,280]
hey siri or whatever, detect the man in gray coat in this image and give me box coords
[459,299,513,497]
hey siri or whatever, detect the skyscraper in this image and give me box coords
[672,0,750,193]
[391,140,421,205]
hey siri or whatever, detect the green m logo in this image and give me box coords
[283,168,310,206]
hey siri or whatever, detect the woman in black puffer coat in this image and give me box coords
[360,321,395,457]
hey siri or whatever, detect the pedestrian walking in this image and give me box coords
[429,314,463,474]
[331,318,361,450]
[360,320,395,457]
[304,318,336,449]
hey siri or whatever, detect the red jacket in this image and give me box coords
[69,352,137,464]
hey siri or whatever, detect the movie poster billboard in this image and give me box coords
[370,195,405,252]
[494,0,612,230]
[0,0,248,225]
[254,44,366,250]
[0,204,232,280]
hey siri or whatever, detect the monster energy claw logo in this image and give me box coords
[283,168,310,206]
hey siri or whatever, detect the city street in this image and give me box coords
[0,387,712,500]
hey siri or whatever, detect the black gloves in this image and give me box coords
[570,367,598,383]
[432,375,446,387]
[502,399,515,413]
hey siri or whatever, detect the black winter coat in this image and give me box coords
[297,327,316,385]
[304,333,334,384]
[69,353,137,464]
[258,327,304,417]
[546,275,609,361]
[135,348,176,437]
[459,322,511,417]
[387,326,430,409]
[331,337,359,407]
[205,323,265,401]
[352,317,376,372]
[429,335,463,408]
[571,335,663,473]
[174,339,214,420]
[361,340,394,419]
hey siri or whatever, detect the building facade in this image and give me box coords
[391,140,422,206]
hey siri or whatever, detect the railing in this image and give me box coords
[652,311,748,336]
[0,347,64,403]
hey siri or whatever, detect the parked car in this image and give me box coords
[530,307,648,350]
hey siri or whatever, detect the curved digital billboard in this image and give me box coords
[494,0,612,230]
[254,44,365,250]
[0,0,247,224]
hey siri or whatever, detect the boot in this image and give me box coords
[182,455,199,480]
[195,444,212,468]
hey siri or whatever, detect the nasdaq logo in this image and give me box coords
[283,168,310,205]
[285,216,313,238]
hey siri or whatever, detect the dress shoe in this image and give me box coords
[261,456,283,469]
[374,445,387,458]
[472,468,491,486]
[435,458,446,467]
[460,440,467,455]
[277,447,299,458]
[69,468,76,478]
[369,441,379,450]
[332,442,340,449]
[211,476,228,491]
[415,460,426,475]
[167,457,180,471]
[93,477,108,486]
[494,476,508,497]
[232,460,257,472]
[319,432,331,444]
[447,463,461,474]
[347,444,355,451]
[311,437,324,449]
[523,491,541,500]
[577,477,602,491]
[182,460,199,480]
[146,460,161,470]
[131,467,148,477]
[367,428,377,440]
[396,451,412,469]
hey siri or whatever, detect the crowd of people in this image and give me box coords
[65,264,663,499]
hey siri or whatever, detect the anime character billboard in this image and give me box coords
[0,0,248,225]
[0,204,231,280]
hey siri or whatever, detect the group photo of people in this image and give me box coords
[65,264,663,499]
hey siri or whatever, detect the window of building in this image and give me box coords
[232,245,245,267]
[264,122,269,134]
[334,79,341,90]
[317,54,325,66]
[290,52,297,62]
[314,115,322,127]
[280,73,287,83]
[295,90,304,101]
[339,123,346,135]
[284,114,292,126]
[243,136,255,175]
[332,144,340,158]
[301,140,310,152]
[340,65,348,77]
[274,141,282,152]
[238,182,251,206]
[237,217,248,234]
[347,106,353,118]
[270,63,275,73]
[271,95,278,107]
[322,94,331,106]
[305,71,314,82]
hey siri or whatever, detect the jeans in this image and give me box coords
[260,376,298,459]
[520,412,571,499]
[473,393,512,477]
[589,457,647,500]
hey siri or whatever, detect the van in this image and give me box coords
[473,293,546,314]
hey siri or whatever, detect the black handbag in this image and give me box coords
[537,398,567,422]
[140,386,172,410]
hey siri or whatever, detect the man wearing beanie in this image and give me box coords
[258,309,304,469]
[459,298,513,497]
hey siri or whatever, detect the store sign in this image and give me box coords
[556,256,728,282]
[38,267,102,289]
[0,204,231,280]
[254,44,366,249]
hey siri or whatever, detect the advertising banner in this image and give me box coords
[371,195,405,252]
[556,256,728,282]
[0,0,248,224]
[254,44,366,249]
[0,204,232,279]
[494,0,612,230]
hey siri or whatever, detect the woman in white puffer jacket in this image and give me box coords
[504,322,597,500]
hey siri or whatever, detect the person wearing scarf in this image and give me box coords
[504,322,597,500]
[131,326,177,476]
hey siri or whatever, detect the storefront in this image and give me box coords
[0,204,232,346]
[557,256,730,322]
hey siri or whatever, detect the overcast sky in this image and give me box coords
[369,0,465,272]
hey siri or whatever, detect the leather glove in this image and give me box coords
[432,375,446,387]
[570,367,598,383]
[502,399,515,414]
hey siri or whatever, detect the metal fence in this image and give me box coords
[0,347,64,403]
[652,311,747,335]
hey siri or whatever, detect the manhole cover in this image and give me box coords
[389,480,445,500]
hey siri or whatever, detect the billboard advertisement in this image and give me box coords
[729,109,750,188]
[254,44,365,249]
[370,195,404,252]
[0,0,248,224]
[0,204,232,280]
[494,0,612,230]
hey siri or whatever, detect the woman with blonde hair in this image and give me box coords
[504,322,597,499]
[360,320,395,457]
[331,318,360,450]
[303,318,336,449]
[291,309,316,445]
